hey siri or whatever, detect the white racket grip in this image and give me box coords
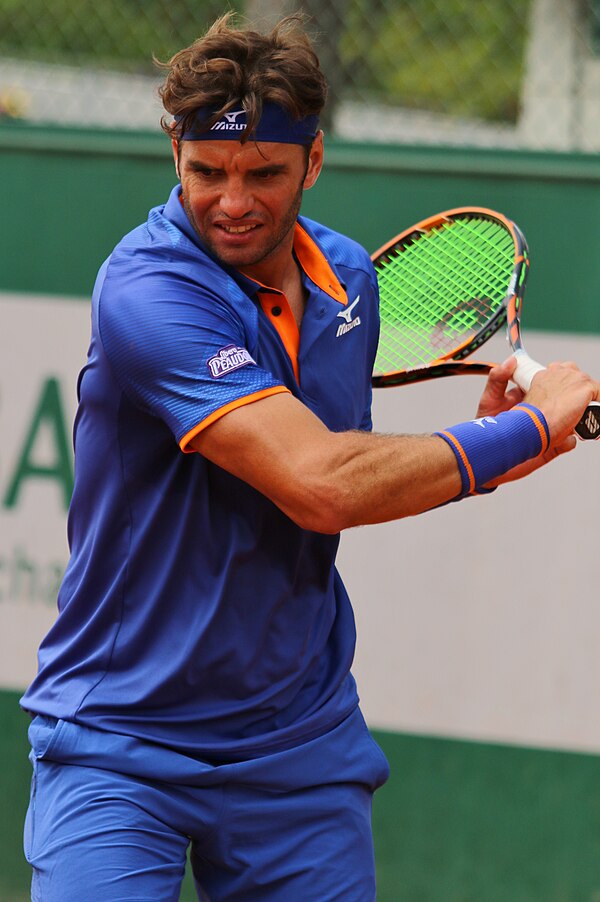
[512,349,600,440]
[512,349,545,392]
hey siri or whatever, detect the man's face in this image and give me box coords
[173,134,323,280]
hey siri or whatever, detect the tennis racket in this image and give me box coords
[371,206,600,441]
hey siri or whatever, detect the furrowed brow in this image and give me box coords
[187,161,223,173]
[252,164,288,176]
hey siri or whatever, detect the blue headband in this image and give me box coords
[175,103,319,145]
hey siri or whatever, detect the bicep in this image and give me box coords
[189,391,342,531]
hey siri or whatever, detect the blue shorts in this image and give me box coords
[24,708,389,901]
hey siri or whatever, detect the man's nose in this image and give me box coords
[218,179,254,219]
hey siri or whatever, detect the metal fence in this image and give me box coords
[0,0,599,152]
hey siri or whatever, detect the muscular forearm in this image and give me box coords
[192,393,462,533]
[286,429,461,532]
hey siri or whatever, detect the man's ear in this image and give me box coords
[171,138,181,179]
[303,131,324,190]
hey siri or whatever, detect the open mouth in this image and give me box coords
[216,223,259,234]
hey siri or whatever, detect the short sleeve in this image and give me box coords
[98,256,289,451]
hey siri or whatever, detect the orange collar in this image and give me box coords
[238,223,348,305]
[292,223,347,305]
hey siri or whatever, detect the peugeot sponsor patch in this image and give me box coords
[207,345,256,378]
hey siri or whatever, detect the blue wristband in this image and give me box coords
[435,404,550,496]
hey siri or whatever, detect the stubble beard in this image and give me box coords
[182,180,304,271]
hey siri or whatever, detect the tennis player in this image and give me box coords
[21,14,599,902]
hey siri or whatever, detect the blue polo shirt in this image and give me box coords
[21,185,380,761]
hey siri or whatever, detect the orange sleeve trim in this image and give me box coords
[179,385,291,453]
[439,430,476,493]
[513,405,549,454]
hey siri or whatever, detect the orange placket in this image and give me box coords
[256,289,301,383]
[248,225,349,384]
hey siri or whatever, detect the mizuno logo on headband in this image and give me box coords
[175,103,319,145]
[212,110,246,132]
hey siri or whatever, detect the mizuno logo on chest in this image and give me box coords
[336,295,361,337]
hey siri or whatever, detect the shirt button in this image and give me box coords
[271,306,282,316]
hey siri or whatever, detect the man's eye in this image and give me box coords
[190,167,220,179]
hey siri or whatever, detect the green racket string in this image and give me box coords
[374,216,515,377]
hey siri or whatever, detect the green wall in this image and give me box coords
[2,121,600,334]
[2,123,600,900]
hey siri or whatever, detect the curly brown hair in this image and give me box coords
[158,13,328,143]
